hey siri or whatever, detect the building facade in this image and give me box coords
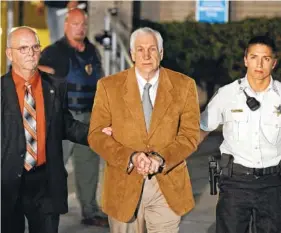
[88,0,281,41]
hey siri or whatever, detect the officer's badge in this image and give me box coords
[85,64,93,75]
[274,105,281,116]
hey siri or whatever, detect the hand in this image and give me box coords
[147,157,161,175]
[35,2,45,16]
[132,152,151,176]
[67,1,79,10]
[102,127,112,136]
[38,65,55,74]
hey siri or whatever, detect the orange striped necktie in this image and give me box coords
[23,82,37,171]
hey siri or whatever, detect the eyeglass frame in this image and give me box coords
[8,44,41,54]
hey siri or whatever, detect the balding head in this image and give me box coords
[64,8,88,42]
[7,26,40,48]
[65,8,87,22]
[6,26,41,78]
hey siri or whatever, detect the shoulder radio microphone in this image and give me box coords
[238,79,261,111]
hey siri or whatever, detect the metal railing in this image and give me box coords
[98,8,133,76]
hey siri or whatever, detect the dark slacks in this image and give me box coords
[1,165,60,233]
[216,173,281,233]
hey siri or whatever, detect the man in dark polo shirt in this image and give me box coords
[39,8,107,227]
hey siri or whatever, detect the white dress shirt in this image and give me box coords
[125,68,160,172]
[135,68,159,107]
[200,76,281,168]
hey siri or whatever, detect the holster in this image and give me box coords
[219,154,234,177]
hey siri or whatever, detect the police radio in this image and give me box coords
[238,79,261,111]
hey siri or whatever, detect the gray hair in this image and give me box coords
[130,27,163,52]
[7,26,40,47]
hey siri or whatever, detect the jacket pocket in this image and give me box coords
[167,161,189,191]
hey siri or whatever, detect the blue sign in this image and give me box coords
[196,0,229,23]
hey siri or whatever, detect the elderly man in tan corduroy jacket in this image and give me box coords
[88,27,200,233]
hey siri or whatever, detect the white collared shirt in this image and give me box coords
[200,76,281,168]
[135,68,159,107]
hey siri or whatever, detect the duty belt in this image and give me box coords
[232,163,281,176]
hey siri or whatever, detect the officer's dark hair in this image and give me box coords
[245,35,277,57]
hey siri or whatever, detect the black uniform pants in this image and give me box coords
[1,165,60,233]
[216,173,281,233]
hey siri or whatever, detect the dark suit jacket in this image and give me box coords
[1,70,89,217]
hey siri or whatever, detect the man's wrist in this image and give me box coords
[148,151,165,167]
[127,151,139,174]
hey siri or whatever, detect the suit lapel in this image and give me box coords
[41,74,55,137]
[2,72,26,144]
[3,72,24,119]
[122,68,147,138]
[122,67,173,139]
[148,67,173,139]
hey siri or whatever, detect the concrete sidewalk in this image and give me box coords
[58,132,222,233]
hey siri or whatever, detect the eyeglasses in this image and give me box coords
[9,44,41,54]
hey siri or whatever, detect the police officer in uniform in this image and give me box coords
[39,8,108,226]
[200,35,281,233]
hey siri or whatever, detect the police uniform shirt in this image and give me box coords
[200,76,281,168]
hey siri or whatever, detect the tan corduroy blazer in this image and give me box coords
[88,67,200,222]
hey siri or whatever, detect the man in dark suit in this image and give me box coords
[39,9,107,227]
[1,26,89,233]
